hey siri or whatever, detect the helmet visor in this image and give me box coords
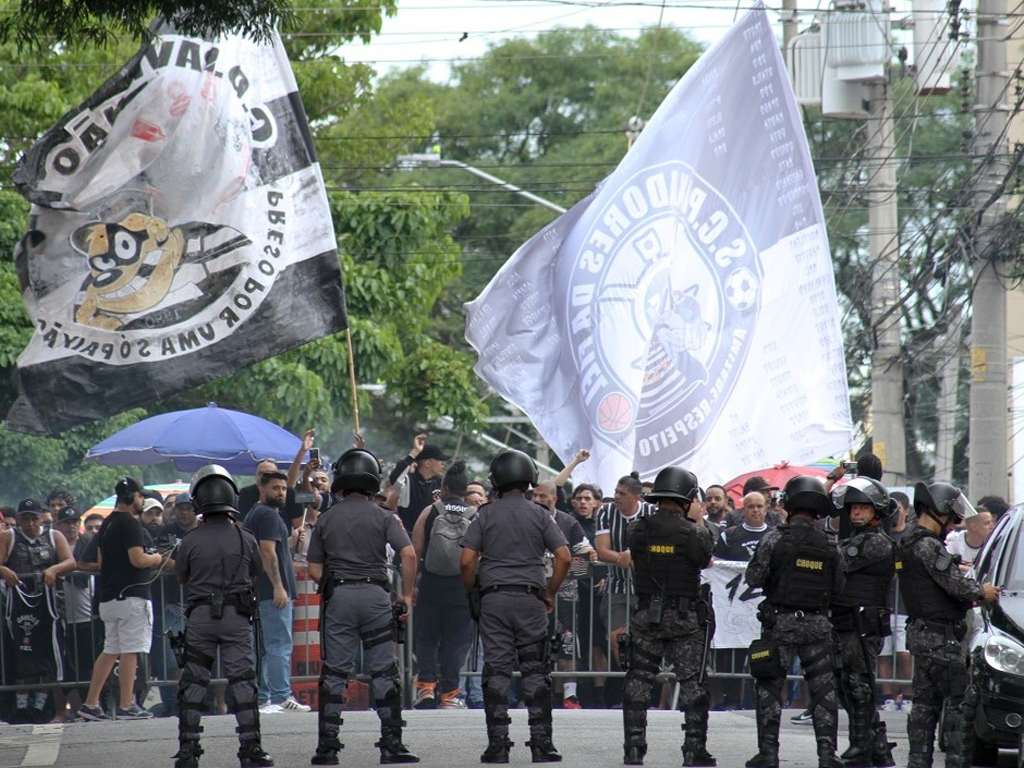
[951,493,978,521]
[831,477,888,511]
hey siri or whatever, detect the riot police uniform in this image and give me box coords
[306,449,420,766]
[620,467,716,767]
[899,483,990,768]
[459,450,570,764]
[173,465,272,768]
[744,476,845,768]
[830,478,898,768]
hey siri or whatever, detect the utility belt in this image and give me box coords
[773,605,826,618]
[832,605,892,636]
[187,591,255,619]
[480,583,544,600]
[909,617,968,642]
[335,577,390,590]
[636,595,696,613]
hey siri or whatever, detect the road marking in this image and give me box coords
[21,725,61,767]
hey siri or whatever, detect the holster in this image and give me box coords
[166,629,187,668]
[320,576,335,603]
[392,602,407,644]
[756,601,777,630]
[748,636,785,680]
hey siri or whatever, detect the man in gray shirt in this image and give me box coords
[307,448,419,766]
[460,449,571,764]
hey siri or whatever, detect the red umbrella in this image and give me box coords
[722,462,830,505]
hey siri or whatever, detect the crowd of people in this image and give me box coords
[0,434,1009,768]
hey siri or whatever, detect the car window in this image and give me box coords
[999,513,1024,589]
[974,510,1015,583]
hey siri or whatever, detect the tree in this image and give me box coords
[0,0,292,48]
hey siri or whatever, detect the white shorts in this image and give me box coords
[99,597,153,655]
[880,613,908,655]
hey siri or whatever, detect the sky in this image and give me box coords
[337,0,805,81]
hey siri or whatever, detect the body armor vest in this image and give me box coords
[766,523,836,611]
[833,529,896,608]
[628,513,702,598]
[899,530,966,622]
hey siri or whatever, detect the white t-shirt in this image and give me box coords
[944,529,983,566]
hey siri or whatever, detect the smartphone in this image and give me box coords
[309,447,320,463]
[843,461,858,475]
[294,491,317,505]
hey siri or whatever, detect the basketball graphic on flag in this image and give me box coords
[597,392,633,433]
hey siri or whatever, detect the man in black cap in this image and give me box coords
[388,434,450,532]
[79,477,167,721]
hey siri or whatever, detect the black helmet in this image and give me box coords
[644,467,700,504]
[332,449,381,494]
[488,449,538,493]
[914,482,977,521]
[190,464,238,514]
[781,475,832,519]
[831,477,894,518]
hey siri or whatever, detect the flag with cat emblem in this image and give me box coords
[8,22,346,435]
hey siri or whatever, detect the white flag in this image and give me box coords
[465,5,852,491]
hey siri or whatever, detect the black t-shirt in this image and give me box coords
[96,510,153,602]
[713,524,769,562]
[237,483,303,528]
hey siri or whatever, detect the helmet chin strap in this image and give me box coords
[924,508,954,537]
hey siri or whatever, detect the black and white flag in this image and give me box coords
[8,23,345,435]
[465,6,853,491]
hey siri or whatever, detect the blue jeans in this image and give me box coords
[258,599,293,705]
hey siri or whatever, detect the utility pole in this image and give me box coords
[867,71,907,486]
[967,0,1010,498]
[782,0,798,48]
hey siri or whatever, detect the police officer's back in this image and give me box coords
[459,449,570,764]
[306,448,419,766]
[899,483,999,768]
[173,465,271,768]
[744,476,845,768]
[620,467,715,767]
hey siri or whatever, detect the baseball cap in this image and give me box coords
[56,506,83,522]
[174,491,193,506]
[418,444,451,462]
[115,476,144,496]
[17,498,42,516]
[141,498,163,515]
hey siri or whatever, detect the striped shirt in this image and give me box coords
[595,501,655,594]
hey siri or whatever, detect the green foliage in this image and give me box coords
[0,0,294,49]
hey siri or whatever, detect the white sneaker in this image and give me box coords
[281,696,311,712]
[879,699,897,711]
[259,703,282,715]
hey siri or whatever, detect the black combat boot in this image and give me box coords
[745,732,779,768]
[174,740,203,768]
[310,734,344,766]
[480,735,513,764]
[839,697,874,767]
[871,720,896,767]
[237,741,274,768]
[816,739,843,768]
[377,723,420,764]
[682,714,716,766]
[526,734,562,763]
[623,702,647,765]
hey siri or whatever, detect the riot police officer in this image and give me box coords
[620,467,716,767]
[459,449,570,764]
[830,477,898,768]
[744,476,845,768]
[173,465,272,768]
[306,448,419,765]
[900,483,1000,768]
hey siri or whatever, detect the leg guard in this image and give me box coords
[317,664,348,740]
[801,645,839,759]
[941,693,972,768]
[839,672,875,766]
[178,646,214,743]
[482,663,513,739]
[518,639,553,740]
[872,719,897,767]
[227,669,261,747]
[907,696,941,768]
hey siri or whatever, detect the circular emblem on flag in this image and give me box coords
[564,160,761,474]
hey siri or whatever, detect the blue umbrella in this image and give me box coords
[85,402,303,474]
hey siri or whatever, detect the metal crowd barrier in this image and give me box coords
[0,563,917,713]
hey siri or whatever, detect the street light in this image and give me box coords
[395,152,567,214]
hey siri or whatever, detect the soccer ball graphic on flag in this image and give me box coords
[724,268,758,311]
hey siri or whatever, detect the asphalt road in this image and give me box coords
[0,708,1017,768]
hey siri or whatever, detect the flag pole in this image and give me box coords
[345,328,361,436]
